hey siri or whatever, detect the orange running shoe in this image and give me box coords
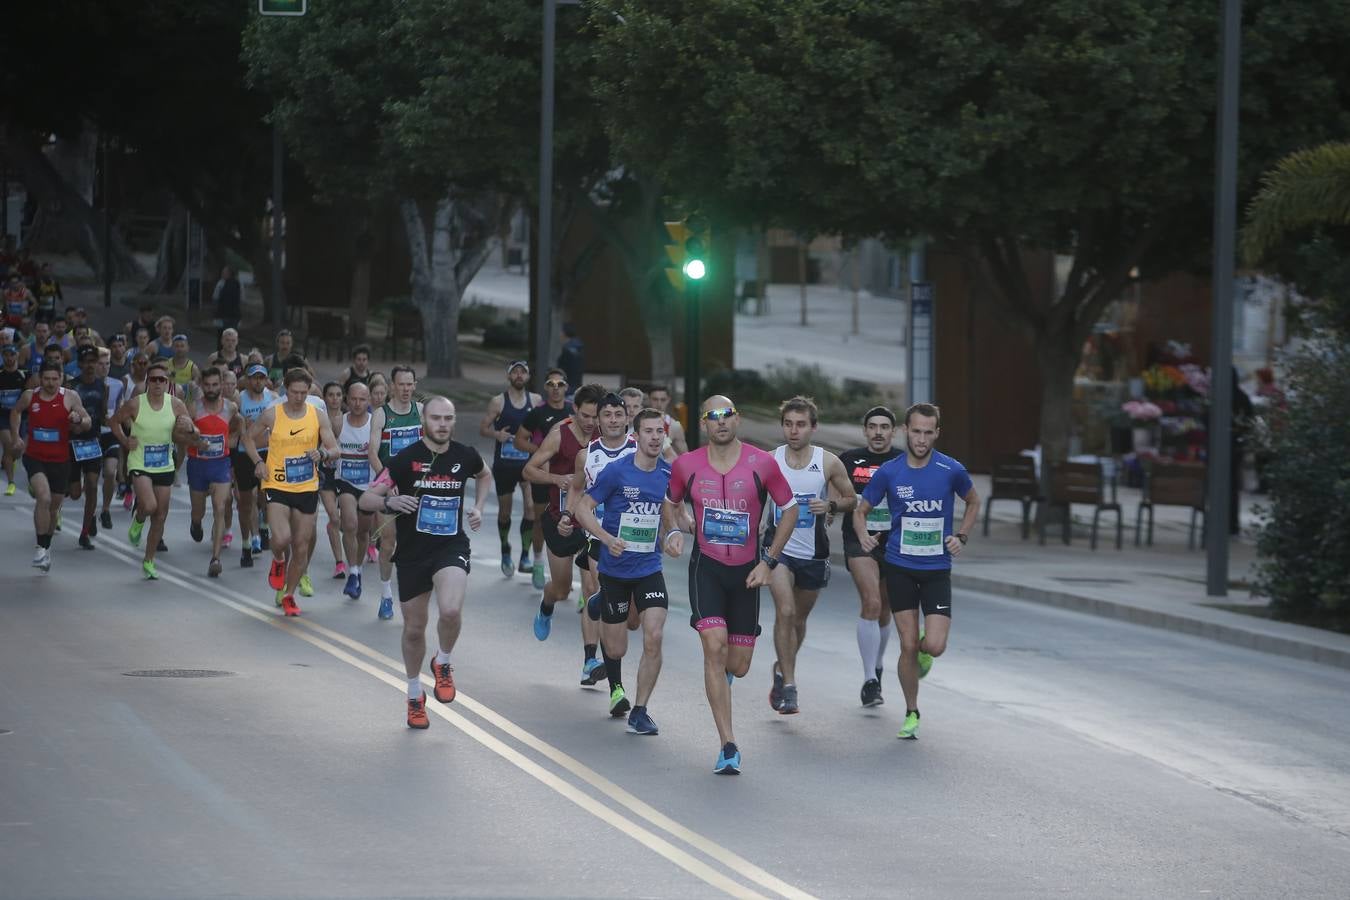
[268,558,286,591]
[281,594,302,617]
[406,693,429,729]
[429,658,456,704]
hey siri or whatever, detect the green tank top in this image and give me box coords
[128,394,177,474]
[378,402,422,466]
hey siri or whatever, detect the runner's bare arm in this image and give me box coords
[853,499,879,553]
[468,465,493,531]
[244,406,275,464]
[659,498,686,558]
[818,451,857,514]
[9,389,31,438]
[513,422,540,456]
[479,395,505,440]
[668,419,688,455]
[523,424,561,485]
[366,406,385,473]
[108,395,139,450]
[358,466,417,515]
[947,484,981,555]
[316,411,340,462]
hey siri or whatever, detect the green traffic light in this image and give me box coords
[683,259,706,280]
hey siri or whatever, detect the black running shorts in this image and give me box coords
[397,540,471,601]
[883,563,952,617]
[265,488,318,516]
[688,548,761,646]
[599,571,669,625]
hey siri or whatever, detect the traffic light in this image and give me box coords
[664,220,690,291]
[663,215,710,290]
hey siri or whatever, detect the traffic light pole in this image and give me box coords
[685,278,701,451]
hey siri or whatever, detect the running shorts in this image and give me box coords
[492,461,526,496]
[129,469,174,488]
[781,554,830,591]
[883,563,952,617]
[265,488,318,516]
[542,513,587,558]
[599,571,669,625]
[186,457,232,492]
[232,448,266,491]
[688,548,761,646]
[23,454,69,495]
[397,540,471,601]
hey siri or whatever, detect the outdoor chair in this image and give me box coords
[303,310,349,361]
[983,454,1042,539]
[1135,462,1206,550]
[385,307,426,361]
[1039,460,1123,550]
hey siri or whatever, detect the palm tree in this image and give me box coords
[1242,141,1350,265]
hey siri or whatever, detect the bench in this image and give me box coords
[1135,462,1206,550]
[303,310,349,361]
[1039,460,1122,550]
[982,454,1041,540]
[385,308,426,361]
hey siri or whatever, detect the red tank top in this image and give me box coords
[27,388,71,462]
[188,399,231,460]
[547,418,589,520]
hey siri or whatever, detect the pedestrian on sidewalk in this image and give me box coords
[213,266,242,350]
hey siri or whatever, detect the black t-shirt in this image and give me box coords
[520,402,573,446]
[385,439,484,562]
[840,446,902,540]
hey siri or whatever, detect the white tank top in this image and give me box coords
[583,435,637,532]
[773,444,828,560]
[336,412,373,489]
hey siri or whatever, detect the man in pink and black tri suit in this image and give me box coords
[663,394,797,775]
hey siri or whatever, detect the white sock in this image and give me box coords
[876,621,891,673]
[407,677,422,700]
[382,579,393,599]
[857,618,882,681]
[353,564,363,577]
[434,649,451,665]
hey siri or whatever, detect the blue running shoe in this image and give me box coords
[250,535,262,554]
[726,670,734,687]
[500,552,513,577]
[626,706,659,735]
[378,596,394,620]
[714,743,741,775]
[343,571,362,599]
[580,657,605,685]
[533,609,552,641]
[586,590,602,621]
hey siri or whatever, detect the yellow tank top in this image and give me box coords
[266,403,320,493]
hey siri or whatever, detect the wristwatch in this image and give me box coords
[956,532,968,545]
[762,551,780,570]
[828,500,838,515]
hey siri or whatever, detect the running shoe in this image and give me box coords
[500,553,513,577]
[275,589,284,608]
[609,685,631,718]
[99,510,113,530]
[222,532,233,548]
[343,571,362,599]
[298,573,314,597]
[517,554,531,574]
[898,710,920,740]
[378,596,394,620]
[259,527,270,551]
[280,593,301,617]
[156,539,167,552]
[626,706,659,735]
[917,625,932,679]
[31,547,48,570]
[861,679,883,708]
[267,558,286,590]
[87,516,97,537]
[429,658,456,704]
[769,662,784,711]
[714,743,741,775]
[366,543,378,564]
[406,693,429,729]
[116,481,127,499]
[190,520,204,543]
[533,609,552,641]
[250,535,262,554]
[208,558,223,578]
[128,518,144,547]
[333,561,346,579]
[580,657,605,686]
[241,548,254,568]
[122,489,134,510]
[4,481,14,496]
[78,533,94,550]
[531,561,545,590]
[142,560,158,580]
[778,684,799,715]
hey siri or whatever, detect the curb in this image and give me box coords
[950,572,1350,672]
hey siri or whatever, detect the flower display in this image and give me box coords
[1121,399,1163,423]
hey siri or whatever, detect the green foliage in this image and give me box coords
[1242,142,1350,264]
[703,362,891,423]
[457,300,501,334]
[1255,343,1350,616]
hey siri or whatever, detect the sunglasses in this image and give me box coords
[147,375,169,383]
[544,380,567,389]
[703,406,738,422]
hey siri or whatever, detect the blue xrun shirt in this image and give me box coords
[861,451,973,571]
[586,454,672,580]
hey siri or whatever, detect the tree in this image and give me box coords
[591,0,1350,463]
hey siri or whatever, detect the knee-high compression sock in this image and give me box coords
[857,618,881,681]
[497,518,511,553]
[584,643,598,664]
[603,653,623,691]
[519,518,534,556]
[876,620,891,673]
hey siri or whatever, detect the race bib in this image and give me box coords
[388,425,420,455]
[284,455,315,483]
[72,438,102,461]
[499,440,529,461]
[702,507,750,546]
[339,458,370,484]
[199,433,225,459]
[617,512,659,553]
[899,516,944,556]
[0,389,19,408]
[416,494,461,536]
[774,493,817,529]
[32,427,59,443]
[143,443,170,468]
[866,497,892,531]
[558,488,568,513]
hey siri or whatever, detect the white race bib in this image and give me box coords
[617,512,659,553]
[899,516,944,556]
[866,497,892,531]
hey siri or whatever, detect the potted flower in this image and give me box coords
[1121,399,1163,451]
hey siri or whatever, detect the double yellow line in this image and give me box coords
[84,530,816,900]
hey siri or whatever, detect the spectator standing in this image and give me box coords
[213,266,242,349]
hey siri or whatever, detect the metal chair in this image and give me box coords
[1039,460,1122,550]
[1135,462,1206,550]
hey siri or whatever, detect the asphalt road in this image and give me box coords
[3,445,1350,899]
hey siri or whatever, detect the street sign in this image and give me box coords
[259,0,306,16]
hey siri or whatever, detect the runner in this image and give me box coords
[522,383,603,669]
[853,403,980,740]
[358,396,491,729]
[146,316,176,359]
[319,381,347,580]
[338,344,373,393]
[10,362,92,571]
[186,367,243,577]
[207,328,246,380]
[264,330,296,385]
[109,361,199,579]
[243,368,339,615]
[571,408,674,735]
[97,347,131,532]
[645,385,688,455]
[764,396,856,715]
[663,395,798,774]
[479,360,540,577]
[167,334,199,390]
[335,381,375,600]
[0,342,26,494]
[233,364,278,566]
[563,392,637,707]
[840,406,902,707]
[513,367,572,589]
[106,333,132,381]
[3,273,34,329]
[367,365,423,621]
[66,347,110,551]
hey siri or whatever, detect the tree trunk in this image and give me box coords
[401,196,463,380]
[145,204,188,295]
